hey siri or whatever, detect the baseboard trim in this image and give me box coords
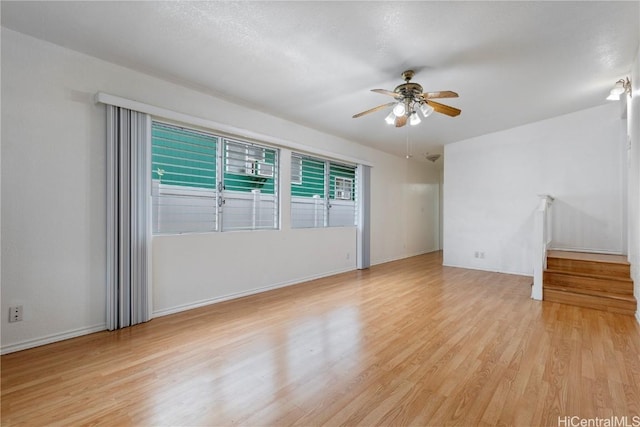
[636,310,640,326]
[372,249,439,267]
[152,266,356,318]
[1,323,106,355]
[441,262,531,278]
[0,251,448,354]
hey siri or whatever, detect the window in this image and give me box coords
[291,154,302,185]
[328,162,357,227]
[151,122,279,234]
[222,139,278,231]
[225,142,274,178]
[334,177,353,200]
[291,154,357,228]
[225,141,251,175]
[151,123,218,234]
[291,155,326,228]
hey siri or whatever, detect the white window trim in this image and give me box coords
[96,92,374,168]
[152,122,279,234]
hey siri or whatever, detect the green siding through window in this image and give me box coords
[223,141,276,195]
[291,157,356,200]
[329,163,356,200]
[291,157,325,198]
[151,123,217,189]
[151,123,351,199]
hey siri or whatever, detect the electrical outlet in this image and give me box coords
[9,306,23,323]
[346,252,350,260]
[480,252,485,259]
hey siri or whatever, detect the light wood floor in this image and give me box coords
[2,252,640,426]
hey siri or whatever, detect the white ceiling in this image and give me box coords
[2,1,638,159]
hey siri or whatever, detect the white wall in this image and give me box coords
[444,103,626,275]
[0,29,440,353]
[153,228,356,315]
[628,44,640,323]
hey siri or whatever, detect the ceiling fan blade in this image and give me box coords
[371,88,400,98]
[426,100,461,117]
[422,91,459,99]
[352,102,396,118]
[395,115,408,127]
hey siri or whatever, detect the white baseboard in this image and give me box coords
[152,266,355,318]
[441,262,531,278]
[371,248,440,267]
[636,310,640,326]
[1,323,106,355]
[1,267,356,354]
[153,251,442,319]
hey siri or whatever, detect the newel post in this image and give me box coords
[532,195,554,300]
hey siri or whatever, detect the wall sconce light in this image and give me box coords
[606,77,632,101]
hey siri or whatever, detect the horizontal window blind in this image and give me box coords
[152,123,218,234]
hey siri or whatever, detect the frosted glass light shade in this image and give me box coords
[393,102,406,117]
[385,111,396,125]
[420,103,434,117]
[606,79,629,101]
[409,112,421,126]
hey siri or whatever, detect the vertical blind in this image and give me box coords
[106,106,151,330]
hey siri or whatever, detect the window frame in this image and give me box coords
[151,121,279,234]
[290,153,357,229]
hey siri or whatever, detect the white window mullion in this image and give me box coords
[216,144,224,232]
[325,160,331,228]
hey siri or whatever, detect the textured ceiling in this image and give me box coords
[2,1,639,159]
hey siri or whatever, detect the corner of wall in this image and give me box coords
[630,42,640,326]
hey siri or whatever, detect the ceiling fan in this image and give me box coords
[353,70,461,127]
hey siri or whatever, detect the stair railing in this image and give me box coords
[532,195,554,300]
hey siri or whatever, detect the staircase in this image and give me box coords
[543,250,636,315]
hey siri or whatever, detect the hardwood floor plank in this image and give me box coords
[2,251,640,426]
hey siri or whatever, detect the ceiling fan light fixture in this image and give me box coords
[384,110,396,125]
[409,111,421,126]
[351,69,461,127]
[392,102,406,117]
[420,103,434,118]
[607,77,632,101]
